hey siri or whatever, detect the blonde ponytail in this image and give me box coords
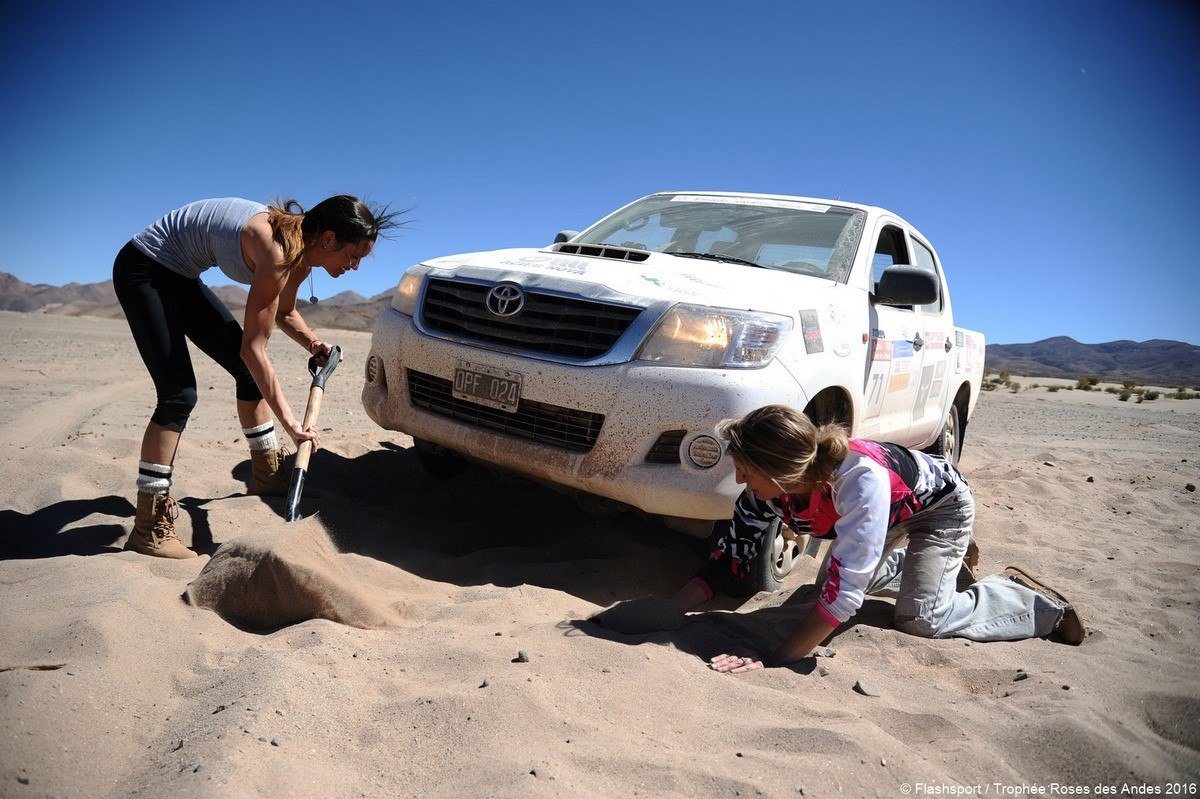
[718,404,849,488]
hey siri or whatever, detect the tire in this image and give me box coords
[413,438,469,479]
[924,403,962,465]
[724,519,804,597]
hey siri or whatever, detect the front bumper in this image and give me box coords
[362,307,808,520]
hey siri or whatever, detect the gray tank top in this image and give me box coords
[131,198,267,285]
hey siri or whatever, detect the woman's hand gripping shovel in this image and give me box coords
[285,346,342,522]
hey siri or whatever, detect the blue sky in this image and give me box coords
[2,1,1197,345]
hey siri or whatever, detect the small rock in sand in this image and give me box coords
[1086,476,1095,483]
[853,680,881,697]
[1043,461,1056,467]
[17,776,30,785]
[1013,670,1029,682]
[1186,483,1196,492]
[480,678,490,688]
[513,650,530,663]
[271,737,282,746]
[817,665,830,677]
[813,647,836,658]
[275,709,284,716]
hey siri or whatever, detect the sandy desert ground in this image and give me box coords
[1,311,1198,798]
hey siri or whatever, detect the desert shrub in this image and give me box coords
[1104,386,1120,394]
[1136,394,1144,404]
[1122,380,1139,390]
[999,372,1011,383]
[1118,390,1132,401]
[1143,390,1160,400]
[1169,389,1198,400]
[1010,384,1020,393]
[1047,385,1061,393]
[1029,383,1040,389]
[1076,379,1093,391]
[981,382,996,392]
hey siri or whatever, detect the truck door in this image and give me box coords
[862,223,920,445]
[906,233,955,444]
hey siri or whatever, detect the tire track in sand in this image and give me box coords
[0,378,143,450]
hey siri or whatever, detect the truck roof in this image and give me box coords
[650,190,914,228]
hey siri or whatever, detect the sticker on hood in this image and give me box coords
[498,255,590,275]
[799,309,824,354]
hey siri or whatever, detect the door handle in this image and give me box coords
[912,334,924,352]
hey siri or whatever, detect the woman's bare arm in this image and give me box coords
[274,265,324,354]
[239,232,317,449]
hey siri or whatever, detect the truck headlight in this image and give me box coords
[393,265,430,316]
[636,304,793,369]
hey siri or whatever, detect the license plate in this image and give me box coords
[452,360,522,412]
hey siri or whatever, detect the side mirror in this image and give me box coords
[873,264,939,307]
[554,230,580,244]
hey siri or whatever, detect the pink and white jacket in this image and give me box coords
[692,440,965,626]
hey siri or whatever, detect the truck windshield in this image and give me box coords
[576,194,866,282]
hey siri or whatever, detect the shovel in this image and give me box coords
[284,345,342,522]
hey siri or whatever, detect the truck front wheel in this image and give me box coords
[413,438,470,479]
[724,520,803,597]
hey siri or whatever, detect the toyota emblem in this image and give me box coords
[485,284,525,317]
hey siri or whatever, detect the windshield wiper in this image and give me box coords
[664,251,767,269]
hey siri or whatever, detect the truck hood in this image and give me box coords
[421,247,840,315]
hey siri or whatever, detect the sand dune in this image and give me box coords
[1,311,1197,797]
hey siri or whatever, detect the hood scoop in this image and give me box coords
[551,242,650,262]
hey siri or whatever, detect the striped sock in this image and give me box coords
[243,421,278,452]
[136,461,172,495]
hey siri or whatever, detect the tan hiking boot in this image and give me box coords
[249,445,293,496]
[125,493,196,559]
[1003,564,1087,645]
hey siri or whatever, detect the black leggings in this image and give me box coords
[113,241,262,432]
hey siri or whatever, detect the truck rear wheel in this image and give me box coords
[924,404,962,465]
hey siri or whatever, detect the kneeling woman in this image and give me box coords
[114,195,398,558]
[606,405,1085,671]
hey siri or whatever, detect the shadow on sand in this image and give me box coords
[560,594,902,671]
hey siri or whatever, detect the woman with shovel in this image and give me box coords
[113,195,399,558]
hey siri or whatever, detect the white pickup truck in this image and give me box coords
[362,192,985,587]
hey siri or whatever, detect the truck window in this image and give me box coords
[871,226,911,294]
[910,237,944,313]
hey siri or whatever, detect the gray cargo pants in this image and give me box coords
[817,482,1063,641]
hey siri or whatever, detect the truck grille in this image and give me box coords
[407,370,605,453]
[421,278,643,360]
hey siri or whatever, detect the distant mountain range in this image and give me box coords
[985,336,1200,386]
[3,272,1197,385]
[0,272,392,332]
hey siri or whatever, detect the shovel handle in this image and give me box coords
[284,345,341,523]
[293,385,324,473]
